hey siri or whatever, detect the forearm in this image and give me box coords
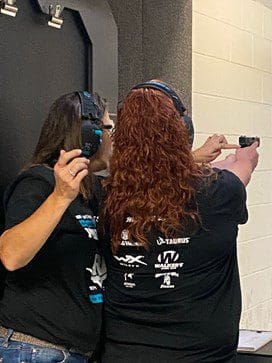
[210,150,253,185]
[223,160,254,186]
[210,143,258,186]
[209,151,253,185]
[211,158,236,170]
[0,192,70,271]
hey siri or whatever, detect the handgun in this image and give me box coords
[239,136,260,148]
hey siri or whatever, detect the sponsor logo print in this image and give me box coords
[89,293,103,304]
[155,272,179,289]
[120,229,141,246]
[84,228,98,240]
[121,229,129,240]
[156,237,190,246]
[124,273,136,288]
[120,240,141,246]
[155,250,184,270]
[86,254,107,290]
[114,255,147,267]
[76,214,98,240]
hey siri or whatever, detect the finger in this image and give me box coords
[67,162,89,177]
[250,141,259,149]
[74,169,89,184]
[68,157,90,167]
[211,144,222,152]
[54,150,65,171]
[218,135,228,144]
[212,151,221,158]
[208,151,221,161]
[58,149,82,167]
[221,144,241,150]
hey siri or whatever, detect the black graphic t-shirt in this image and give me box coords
[102,170,247,363]
[0,166,106,353]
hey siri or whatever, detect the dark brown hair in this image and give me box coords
[31,92,107,199]
[103,86,207,252]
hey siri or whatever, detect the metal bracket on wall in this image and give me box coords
[35,0,118,113]
[48,4,63,29]
[0,0,18,17]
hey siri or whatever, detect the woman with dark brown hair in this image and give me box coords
[101,81,259,363]
[0,91,112,362]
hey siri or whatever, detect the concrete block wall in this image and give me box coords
[192,0,272,330]
[107,0,192,109]
[107,0,143,100]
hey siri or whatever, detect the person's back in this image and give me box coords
[103,169,246,363]
[101,81,259,363]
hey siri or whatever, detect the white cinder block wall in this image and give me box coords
[192,0,272,330]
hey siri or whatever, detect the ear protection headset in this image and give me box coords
[77,91,103,157]
[131,81,194,145]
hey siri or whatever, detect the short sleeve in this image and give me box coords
[4,176,53,230]
[203,169,248,225]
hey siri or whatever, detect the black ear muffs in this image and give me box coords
[181,114,194,146]
[77,91,103,157]
[131,81,194,145]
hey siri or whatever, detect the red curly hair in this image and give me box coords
[103,87,205,252]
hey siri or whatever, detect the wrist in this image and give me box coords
[49,191,72,209]
[193,149,207,163]
[235,158,254,169]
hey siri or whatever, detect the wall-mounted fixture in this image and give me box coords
[0,0,18,17]
[48,4,63,29]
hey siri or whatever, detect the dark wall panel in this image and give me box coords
[0,0,91,230]
[107,0,143,100]
[107,0,192,110]
[143,0,192,111]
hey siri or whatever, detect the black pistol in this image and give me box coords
[239,136,260,148]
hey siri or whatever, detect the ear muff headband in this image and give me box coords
[132,81,186,116]
[131,81,194,145]
[77,91,103,157]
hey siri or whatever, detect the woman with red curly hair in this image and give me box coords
[101,81,259,363]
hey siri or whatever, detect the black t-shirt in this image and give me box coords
[102,170,248,363]
[0,165,106,353]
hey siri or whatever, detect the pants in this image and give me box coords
[0,329,89,363]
